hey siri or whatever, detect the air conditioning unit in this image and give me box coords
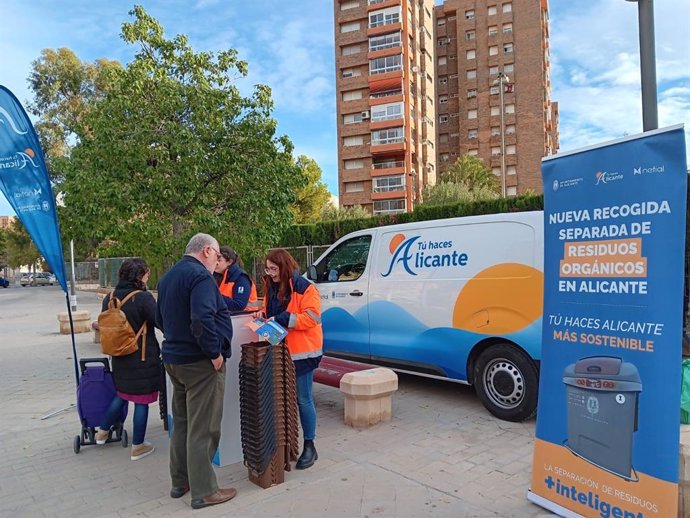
[361,110,370,119]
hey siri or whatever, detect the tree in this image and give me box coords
[54,6,305,268]
[290,156,331,224]
[320,204,370,221]
[422,155,500,206]
[27,48,121,179]
[440,154,499,192]
[4,219,41,269]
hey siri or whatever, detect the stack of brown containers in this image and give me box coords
[239,341,299,488]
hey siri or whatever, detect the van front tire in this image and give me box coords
[474,344,538,422]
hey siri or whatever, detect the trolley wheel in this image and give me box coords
[74,435,81,454]
[121,429,129,448]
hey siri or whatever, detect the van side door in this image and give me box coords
[310,234,372,360]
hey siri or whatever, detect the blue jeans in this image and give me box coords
[101,396,149,446]
[296,369,317,441]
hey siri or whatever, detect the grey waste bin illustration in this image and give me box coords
[563,356,641,481]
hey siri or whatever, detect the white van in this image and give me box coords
[306,210,544,421]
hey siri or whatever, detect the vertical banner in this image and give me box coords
[0,86,67,291]
[528,125,687,518]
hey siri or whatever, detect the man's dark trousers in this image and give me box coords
[165,360,226,500]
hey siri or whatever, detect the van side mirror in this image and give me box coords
[306,265,317,281]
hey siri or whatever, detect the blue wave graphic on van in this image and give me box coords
[322,300,542,381]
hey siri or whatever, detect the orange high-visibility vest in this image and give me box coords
[219,269,259,311]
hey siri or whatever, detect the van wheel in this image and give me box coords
[474,344,538,422]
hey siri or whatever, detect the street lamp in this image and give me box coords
[493,72,510,198]
[625,0,658,131]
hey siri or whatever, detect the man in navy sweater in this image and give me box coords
[156,233,236,510]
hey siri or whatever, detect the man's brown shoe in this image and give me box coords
[190,487,237,509]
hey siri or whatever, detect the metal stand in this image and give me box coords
[41,403,76,420]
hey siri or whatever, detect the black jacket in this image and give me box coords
[102,282,161,395]
[156,255,233,364]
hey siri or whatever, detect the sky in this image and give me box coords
[0,0,688,216]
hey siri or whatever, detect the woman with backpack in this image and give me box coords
[95,258,161,461]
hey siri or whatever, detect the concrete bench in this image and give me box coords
[314,356,398,429]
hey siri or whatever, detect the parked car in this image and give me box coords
[0,276,9,288]
[20,272,56,287]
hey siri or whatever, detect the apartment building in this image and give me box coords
[434,0,559,195]
[334,0,437,214]
[0,215,15,229]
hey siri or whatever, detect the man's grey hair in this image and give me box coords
[185,233,217,254]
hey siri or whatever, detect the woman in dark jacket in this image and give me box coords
[95,258,161,461]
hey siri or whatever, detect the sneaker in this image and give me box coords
[131,442,155,461]
[95,428,109,445]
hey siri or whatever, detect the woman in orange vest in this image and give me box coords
[213,246,259,314]
[255,248,323,469]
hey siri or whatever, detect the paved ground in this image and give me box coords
[0,285,556,517]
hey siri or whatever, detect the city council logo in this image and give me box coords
[552,180,559,191]
[595,170,623,185]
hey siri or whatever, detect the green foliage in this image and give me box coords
[279,194,544,247]
[49,6,304,269]
[421,182,499,207]
[422,155,500,207]
[4,219,41,268]
[0,228,7,269]
[319,203,370,222]
[290,156,331,224]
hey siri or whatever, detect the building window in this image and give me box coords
[369,6,401,28]
[507,186,517,196]
[344,159,363,169]
[503,3,512,14]
[341,0,359,9]
[503,23,513,33]
[488,6,497,16]
[371,102,403,122]
[491,146,501,156]
[491,126,500,136]
[468,129,478,139]
[465,30,475,40]
[342,90,363,101]
[343,113,363,124]
[507,165,517,175]
[370,54,402,75]
[341,21,361,33]
[488,26,498,36]
[438,76,448,85]
[465,10,475,20]
[504,63,514,73]
[490,85,500,95]
[492,167,501,176]
[438,38,450,46]
[466,69,476,79]
[439,95,448,104]
[506,144,516,155]
[437,18,446,26]
[467,89,477,98]
[439,133,449,144]
[491,106,500,116]
[449,54,457,60]
[342,67,361,78]
[369,32,402,52]
[438,56,447,66]
[466,49,476,60]
[373,175,405,193]
[371,127,404,145]
[506,124,516,135]
[468,149,478,156]
[439,115,449,124]
[468,109,478,119]
[345,181,364,193]
[373,199,406,214]
[489,65,499,75]
[342,44,361,56]
[441,153,450,161]
[343,136,364,146]
[505,103,515,114]
[489,45,498,56]
[504,43,513,53]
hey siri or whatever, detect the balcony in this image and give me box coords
[371,159,405,177]
[370,137,405,155]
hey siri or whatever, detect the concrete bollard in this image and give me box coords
[339,367,398,429]
[57,310,92,334]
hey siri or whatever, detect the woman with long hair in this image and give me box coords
[256,249,323,469]
[95,258,161,461]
